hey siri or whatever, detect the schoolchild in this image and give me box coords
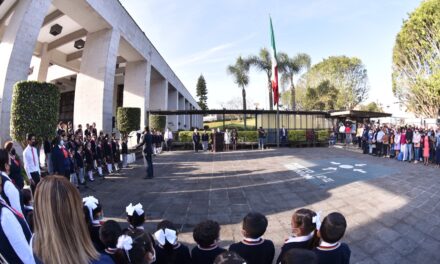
[153,220,191,264]
[83,195,106,251]
[191,220,226,264]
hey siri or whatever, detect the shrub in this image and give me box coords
[316,130,330,141]
[178,131,193,142]
[237,131,258,142]
[117,107,140,137]
[149,115,166,132]
[288,130,306,142]
[10,81,60,147]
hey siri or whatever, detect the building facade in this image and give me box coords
[0,0,202,143]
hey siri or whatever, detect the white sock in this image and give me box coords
[88,171,94,180]
[98,167,102,176]
[107,164,112,173]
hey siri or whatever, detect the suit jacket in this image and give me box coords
[193,132,200,143]
[139,133,153,155]
[51,145,67,175]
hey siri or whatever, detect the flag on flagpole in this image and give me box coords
[270,17,279,106]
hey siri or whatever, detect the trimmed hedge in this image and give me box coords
[117,107,140,136]
[178,131,195,142]
[149,115,166,131]
[316,130,330,141]
[288,130,306,142]
[10,81,60,147]
[237,131,258,142]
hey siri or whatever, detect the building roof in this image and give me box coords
[329,110,392,118]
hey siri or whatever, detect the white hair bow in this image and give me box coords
[154,228,177,246]
[312,211,322,230]
[83,196,99,221]
[117,235,133,263]
[126,203,144,216]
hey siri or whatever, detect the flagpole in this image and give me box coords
[276,102,280,148]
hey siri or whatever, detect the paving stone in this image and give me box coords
[80,148,440,263]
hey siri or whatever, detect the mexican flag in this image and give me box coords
[270,17,279,106]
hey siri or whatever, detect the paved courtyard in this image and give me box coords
[81,147,440,264]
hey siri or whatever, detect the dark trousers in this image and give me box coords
[136,133,141,144]
[376,142,383,156]
[280,136,287,147]
[382,144,389,157]
[193,142,199,152]
[145,153,153,178]
[30,171,41,194]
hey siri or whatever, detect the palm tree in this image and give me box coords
[278,53,311,110]
[227,56,250,127]
[247,48,274,110]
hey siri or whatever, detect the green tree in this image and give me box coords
[304,80,339,110]
[304,56,369,110]
[227,56,250,127]
[392,0,440,118]
[358,102,384,112]
[278,53,311,110]
[117,107,140,138]
[196,74,208,111]
[247,48,275,110]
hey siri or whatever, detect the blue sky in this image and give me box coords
[120,0,421,110]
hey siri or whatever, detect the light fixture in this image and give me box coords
[74,39,85,49]
[50,24,62,36]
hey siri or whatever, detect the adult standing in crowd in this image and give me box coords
[413,129,421,163]
[52,136,69,178]
[0,149,23,215]
[23,133,41,194]
[193,128,201,153]
[258,127,266,150]
[231,128,238,151]
[43,137,53,175]
[224,129,231,151]
[436,128,440,167]
[405,126,414,161]
[280,126,287,147]
[201,129,209,151]
[4,142,24,190]
[137,127,154,179]
[164,127,173,151]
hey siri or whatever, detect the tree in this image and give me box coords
[247,48,275,110]
[196,74,208,111]
[117,107,140,138]
[304,80,339,110]
[10,81,60,147]
[392,0,440,118]
[358,102,384,112]
[278,53,311,110]
[227,56,250,127]
[303,56,369,110]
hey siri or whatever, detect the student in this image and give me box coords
[121,137,128,168]
[153,220,191,264]
[33,176,114,264]
[85,142,95,182]
[313,212,350,264]
[0,174,33,264]
[281,248,318,264]
[192,220,226,264]
[22,188,34,231]
[126,202,146,232]
[229,212,275,264]
[96,139,104,177]
[5,141,24,190]
[83,195,106,251]
[276,208,318,263]
[0,149,23,215]
[117,230,156,264]
[100,220,125,263]
[68,148,78,187]
[74,145,86,184]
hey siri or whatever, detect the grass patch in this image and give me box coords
[204,118,256,130]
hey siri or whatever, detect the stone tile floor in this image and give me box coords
[81,147,440,263]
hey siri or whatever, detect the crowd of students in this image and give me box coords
[1,169,350,264]
[331,123,440,167]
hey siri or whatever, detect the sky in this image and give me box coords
[120,0,421,112]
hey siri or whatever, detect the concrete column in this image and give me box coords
[149,78,167,110]
[0,0,51,143]
[124,60,151,128]
[178,95,185,130]
[37,42,51,82]
[74,28,120,133]
[167,88,178,131]
[185,100,190,129]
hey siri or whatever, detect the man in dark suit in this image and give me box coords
[51,136,69,178]
[137,127,153,179]
[280,126,288,147]
[192,128,200,152]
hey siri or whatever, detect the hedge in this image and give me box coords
[288,130,306,142]
[316,130,330,141]
[237,131,258,142]
[10,81,60,147]
[149,115,166,131]
[178,131,195,142]
[117,107,140,137]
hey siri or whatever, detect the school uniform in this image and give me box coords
[9,156,24,190]
[154,242,192,264]
[90,220,106,252]
[0,198,33,264]
[229,237,275,264]
[276,232,314,264]
[191,245,226,264]
[1,172,23,215]
[85,149,94,172]
[23,144,41,194]
[313,242,351,264]
[51,145,69,178]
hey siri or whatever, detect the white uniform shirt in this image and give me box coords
[376,131,385,143]
[1,198,35,264]
[1,172,22,215]
[23,145,40,179]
